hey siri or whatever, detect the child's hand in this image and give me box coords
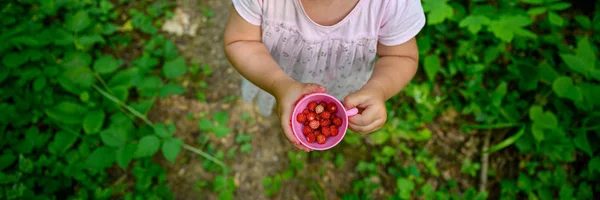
[273,78,327,152]
[343,88,387,134]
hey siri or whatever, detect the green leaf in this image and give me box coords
[589,157,600,174]
[574,15,592,29]
[240,143,252,154]
[134,135,161,158]
[573,131,592,157]
[538,62,559,83]
[199,119,214,131]
[548,2,571,11]
[33,77,47,91]
[93,55,121,74]
[100,128,127,147]
[2,53,28,68]
[235,134,253,143]
[424,55,440,81]
[60,66,95,90]
[116,143,137,169]
[491,82,508,107]
[527,7,547,15]
[163,56,187,79]
[560,54,589,76]
[85,146,115,170]
[548,12,565,26]
[133,54,159,69]
[162,138,183,163]
[576,37,596,68]
[108,67,141,89]
[158,83,186,97]
[153,123,172,138]
[552,76,583,102]
[488,15,536,42]
[45,101,88,124]
[486,127,526,153]
[48,131,78,155]
[422,0,454,25]
[83,110,105,134]
[396,178,415,199]
[0,153,16,171]
[529,106,557,129]
[66,10,92,33]
[213,126,231,138]
[77,34,105,48]
[137,76,163,97]
[459,15,490,34]
[369,130,390,145]
[214,112,229,125]
[18,155,33,174]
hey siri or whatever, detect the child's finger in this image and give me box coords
[348,118,385,134]
[343,92,368,110]
[348,108,380,126]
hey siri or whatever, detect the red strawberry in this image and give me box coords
[303,126,313,136]
[321,111,331,119]
[308,102,318,111]
[319,101,327,107]
[316,134,326,144]
[330,125,339,136]
[320,119,331,127]
[327,102,337,113]
[333,117,342,127]
[303,109,309,114]
[306,133,316,143]
[322,127,331,137]
[307,113,317,121]
[296,113,307,123]
[309,120,320,129]
[315,105,324,114]
[304,121,310,126]
[314,130,321,135]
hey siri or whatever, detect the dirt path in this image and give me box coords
[148,1,348,199]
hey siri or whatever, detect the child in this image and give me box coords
[223,0,425,152]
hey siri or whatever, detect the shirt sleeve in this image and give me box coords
[232,0,263,26]
[378,0,426,46]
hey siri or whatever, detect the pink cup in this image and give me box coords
[291,93,359,150]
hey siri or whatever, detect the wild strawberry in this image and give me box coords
[306,133,316,143]
[316,134,326,144]
[321,111,331,119]
[330,125,339,136]
[322,127,331,137]
[307,113,317,121]
[303,126,313,136]
[309,120,320,129]
[319,101,327,107]
[333,117,342,127]
[303,109,309,114]
[308,102,318,111]
[296,113,307,123]
[315,105,324,114]
[313,130,321,136]
[327,102,337,113]
[304,121,310,126]
[320,119,331,127]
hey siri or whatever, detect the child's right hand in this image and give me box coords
[272,77,326,152]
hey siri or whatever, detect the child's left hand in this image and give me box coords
[343,87,387,134]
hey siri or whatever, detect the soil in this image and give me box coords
[146,0,518,199]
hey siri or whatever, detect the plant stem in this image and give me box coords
[479,130,491,192]
[93,84,228,171]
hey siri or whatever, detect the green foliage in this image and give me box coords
[343,0,600,199]
[0,0,189,198]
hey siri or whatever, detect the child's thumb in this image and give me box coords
[343,92,367,110]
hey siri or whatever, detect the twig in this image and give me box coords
[479,130,491,192]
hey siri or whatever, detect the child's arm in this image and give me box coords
[224,6,323,152]
[344,38,419,134]
[223,6,292,96]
